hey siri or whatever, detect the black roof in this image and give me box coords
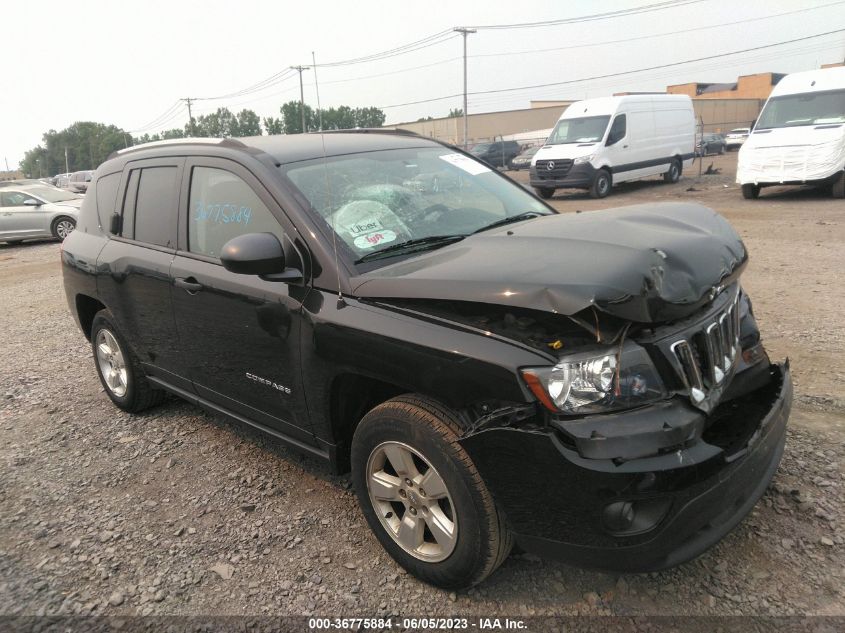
[111,130,442,166]
[241,130,441,165]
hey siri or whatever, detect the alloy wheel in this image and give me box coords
[366,441,458,562]
[56,220,75,240]
[96,329,128,397]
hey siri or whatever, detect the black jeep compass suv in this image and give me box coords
[62,131,791,589]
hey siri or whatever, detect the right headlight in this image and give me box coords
[573,154,595,165]
[521,343,667,415]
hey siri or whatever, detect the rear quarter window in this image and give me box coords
[95,172,121,230]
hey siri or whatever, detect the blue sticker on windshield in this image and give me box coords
[193,201,252,225]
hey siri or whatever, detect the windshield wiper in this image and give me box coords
[355,234,466,264]
[472,211,550,234]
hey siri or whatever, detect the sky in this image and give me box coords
[2,0,844,170]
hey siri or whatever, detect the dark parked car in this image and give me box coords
[696,133,727,156]
[469,140,521,169]
[509,145,540,170]
[62,132,791,589]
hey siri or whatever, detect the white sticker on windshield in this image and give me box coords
[354,230,397,249]
[346,218,384,237]
[439,153,491,175]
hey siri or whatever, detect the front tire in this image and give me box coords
[91,310,164,412]
[831,171,845,199]
[51,216,76,241]
[663,159,681,183]
[590,169,611,198]
[351,395,513,589]
[534,186,555,199]
[742,183,761,199]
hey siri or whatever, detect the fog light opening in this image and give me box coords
[602,498,672,536]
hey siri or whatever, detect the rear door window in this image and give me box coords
[118,165,179,247]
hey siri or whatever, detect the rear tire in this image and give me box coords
[589,169,612,198]
[534,187,555,200]
[91,310,164,413]
[351,395,513,589]
[831,171,845,199]
[51,216,76,241]
[742,183,761,199]
[663,159,681,183]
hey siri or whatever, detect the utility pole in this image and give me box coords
[290,66,310,133]
[454,27,476,149]
[64,147,69,174]
[312,52,323,131]
[182,98,195,136]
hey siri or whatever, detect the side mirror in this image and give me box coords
[23,198,41,206]
[220,233,300,282]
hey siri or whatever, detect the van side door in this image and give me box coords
[170,157,315,446]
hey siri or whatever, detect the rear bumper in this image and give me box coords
[460,362,791,572]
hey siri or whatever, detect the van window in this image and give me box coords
[188,166,284,259]
[129,167,178,247]
[547,116,610,145]
[606,115,627,145]
[756,89,845,129]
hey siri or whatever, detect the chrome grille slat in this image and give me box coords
[669,290,741,408]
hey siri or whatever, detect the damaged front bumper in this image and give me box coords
[459,362,791,572]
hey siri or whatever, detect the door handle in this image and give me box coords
[174,277,203,293]
[623,145,629,148]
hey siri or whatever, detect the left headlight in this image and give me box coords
[521,343,667,415]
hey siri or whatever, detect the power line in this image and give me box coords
[464,0,706,30]
[128,101,183,133]
[469,1,845,59]
[378,28,845,109]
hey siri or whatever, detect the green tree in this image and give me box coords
[280,101,316,134]
[20,122,131,176]
[263,116,284,135]
[448,108,463,118]
[235,109,261,137]
[193,107,238,137]
[354,106,386,128]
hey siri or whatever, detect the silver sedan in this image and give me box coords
[0,183,83,244]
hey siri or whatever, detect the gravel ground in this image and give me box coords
[1,153,843,619]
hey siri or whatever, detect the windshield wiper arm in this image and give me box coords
[473,211,550,234]
[355,234,466,264]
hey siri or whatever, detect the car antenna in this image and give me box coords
[313,85,346,310]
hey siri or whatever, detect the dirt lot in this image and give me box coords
[1,152,843,620]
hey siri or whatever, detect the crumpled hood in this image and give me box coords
[351,203,747,323]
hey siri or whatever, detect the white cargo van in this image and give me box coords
[530,94,695,199]
[737,66,845,199]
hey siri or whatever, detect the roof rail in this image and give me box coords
[108,137,248,160]
[311,128,423,137]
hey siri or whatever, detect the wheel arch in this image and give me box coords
[329,372,408,473]
[75,294,106,341]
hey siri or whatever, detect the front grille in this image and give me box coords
[668,291,741,407]
[534,159,573,179]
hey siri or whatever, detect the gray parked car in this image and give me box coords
[68,170,95,193]
[0,182,82,244]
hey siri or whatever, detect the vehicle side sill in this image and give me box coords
[147,376,330,463]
